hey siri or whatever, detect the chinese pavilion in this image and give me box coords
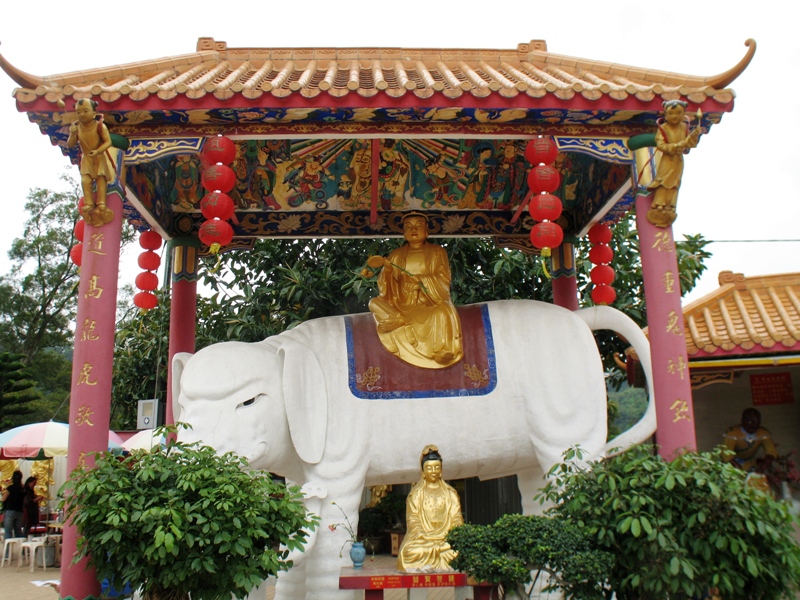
[1,36,755,600]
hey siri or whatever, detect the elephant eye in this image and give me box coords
[237,397,257,409]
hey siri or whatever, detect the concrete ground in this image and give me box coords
[0,554,464,600]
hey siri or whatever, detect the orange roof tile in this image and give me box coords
[683,271,800,357]
[4,37,754,106]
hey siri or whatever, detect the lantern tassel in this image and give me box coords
[209,253,223,274]
[540,249,552,280]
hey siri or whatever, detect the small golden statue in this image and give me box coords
[30,460,55,504]
[0,459,19,486]
[67,98,116,227]
[397,444,464,572]
[646,100,702,228]
[366,213,463,369]
[367,484,392,508]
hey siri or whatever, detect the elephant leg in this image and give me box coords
[516,464,549,516]
[274,560,306,600]
[304,481,366,600]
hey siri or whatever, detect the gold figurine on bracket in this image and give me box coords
[397,445,464,573]
[646,100,702,228]
[67,98,115,227]
[366,213,463,369]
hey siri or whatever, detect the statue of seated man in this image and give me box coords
[397,445,464,573]
[368,213,463,369]
[723,408,777,473]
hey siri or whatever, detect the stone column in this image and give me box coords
[166,238,199,425]
[636,191,696,458]
[60,190,123,600]
[550,242,579,311]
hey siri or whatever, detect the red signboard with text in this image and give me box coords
[750,373,794,406]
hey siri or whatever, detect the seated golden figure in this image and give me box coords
[397,445,464,572]
[368,213,463,369]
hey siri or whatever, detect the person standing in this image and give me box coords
[22,476,45,536]
[1,470,25,540]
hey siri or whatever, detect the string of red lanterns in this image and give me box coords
[588,223,617,305]
[525,137,564,260]
[69,211,85,267]
[199,137,236,255]
[134,230,162,311]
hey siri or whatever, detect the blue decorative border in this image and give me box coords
[345,304,497,399]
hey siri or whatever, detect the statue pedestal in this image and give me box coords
[339,564,493,599]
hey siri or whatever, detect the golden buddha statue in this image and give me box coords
[367,213,463,369]
[397,445,464,572]
[646,100,701,228]
[67,98,115,227]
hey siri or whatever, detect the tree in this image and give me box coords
[540,446,800,600]
[0,352,39,430]
[0,184,81,362]
[63,425,318,600]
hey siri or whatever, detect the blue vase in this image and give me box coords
[349,541,367,569]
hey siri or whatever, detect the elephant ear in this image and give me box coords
[279,339,327,465]
[171,352,193,423]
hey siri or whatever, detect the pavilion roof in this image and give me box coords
[5,37,753,107]
[682,271,800,358]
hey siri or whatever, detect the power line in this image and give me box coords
[705,239,800,244]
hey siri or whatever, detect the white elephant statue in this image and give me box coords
[173,300,656,600]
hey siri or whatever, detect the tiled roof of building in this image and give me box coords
[3,37,755,106]
[683,271,800,358]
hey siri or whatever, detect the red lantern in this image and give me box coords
[201,136,236,166]
[135,271,159,292]
[200,192,235,221]
[588,244,614,265]
[74,220,85,243]
[199,219,234,253]
[591,284,617,305]
[133,291,158,310]
[70,243,83,266]
[525,137,558,166]
[201,164,236,193]
[528,194,563,222]
[139,230,163,251]
[77,196,85,211]
[138,250,161,271]
[529,221,564,254]
[588,223,613,245]
[590,264,616,286]
[527,165,561,194]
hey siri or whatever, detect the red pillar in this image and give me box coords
[61,191,123,600]
[550,242,579,310]
[636,191,696,458]
[166,240,198,425]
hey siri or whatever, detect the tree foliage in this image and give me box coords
[62,424,318,600]
[0,351,39,431]
[448,513,613,599]
[0,185,81,362]
[540,446,800,600]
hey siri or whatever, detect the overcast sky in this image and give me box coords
[0,0,796,303]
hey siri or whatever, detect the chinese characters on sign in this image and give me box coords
[750,372,794,406]
[670,399,691,422]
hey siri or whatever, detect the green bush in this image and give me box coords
[62,425,317,600]
[447,514,613,599]
[540,445,800,600]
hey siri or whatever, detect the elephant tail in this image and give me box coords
[575,306,657,455]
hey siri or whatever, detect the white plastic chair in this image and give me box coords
[1,536,26,567]
[20,536,50,572]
